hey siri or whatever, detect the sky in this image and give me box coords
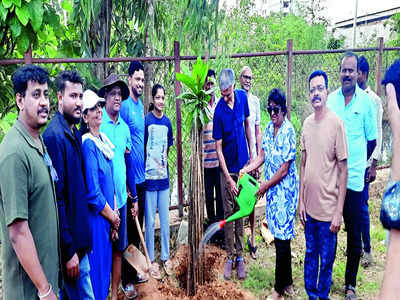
[325,0,399,23]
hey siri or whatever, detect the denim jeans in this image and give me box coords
[361,168,371,253]
[304,215,337,300]
[59,254,95,300]
[145,188,170,262]
[343,189,363,288]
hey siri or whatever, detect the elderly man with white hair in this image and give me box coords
[212,68,253,280]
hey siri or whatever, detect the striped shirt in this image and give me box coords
[203,102,219,168]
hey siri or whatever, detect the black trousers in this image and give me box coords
[274,238,293,295]
[204,167,223,223]
[121,182,146,286]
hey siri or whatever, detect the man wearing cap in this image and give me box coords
[0,65,59,300]
[43,70,95,299]
[99,74,140,299]
[239,66,261,259]
[120,61,148,290]
[213,68,253,280]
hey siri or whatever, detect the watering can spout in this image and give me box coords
[223,173,259,225]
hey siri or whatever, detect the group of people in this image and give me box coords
[203,52,394,300]
[0,61,173,300]
[0,51,399,300]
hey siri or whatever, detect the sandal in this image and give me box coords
[150,262,162,280]
[247,236,257,259]
[163,259,174,276]
[345,285,357,300]
[284,285,294,297]
[122,283,138,299]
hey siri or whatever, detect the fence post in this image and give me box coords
[286,39,293,120]
[174,41,184,218]
[24,47,32,64]
[376,37,384,96]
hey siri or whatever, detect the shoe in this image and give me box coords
[236,257,246,280]
[122,283,138,299]
[283,285,294,297]
[133,273,149,284]
[266,289,284,300]
[361,251,373,268]
[224,259,233,280]
[149,262,162,280]
[247,236,257,260]
[345,285,357,300]
[163,259,173,276]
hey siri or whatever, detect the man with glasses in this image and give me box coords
[327,52,377,299]
[213,68,253,280]
[239,66,261,259]
[299,70,348,300]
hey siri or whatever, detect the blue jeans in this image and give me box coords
[145,188,170,262]
[361,168,371,253]
[343,189,363,288]
[59,254,95,300]
[304,215,337,300]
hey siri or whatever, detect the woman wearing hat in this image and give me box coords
[81,90,120,300]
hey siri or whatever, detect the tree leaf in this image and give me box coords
[11,0,20,7]
[176,72,197,92]
[27,0,43,32]
[15,5,29,26]
[0,4,8,21]
[61,0,72,14]
[2,0,13,9]
[8,16,21,37]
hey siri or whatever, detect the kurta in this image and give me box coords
[82,136,115,300]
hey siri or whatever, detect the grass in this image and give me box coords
[239,169,390,300]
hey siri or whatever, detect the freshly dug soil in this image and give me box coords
[117,244,255,299]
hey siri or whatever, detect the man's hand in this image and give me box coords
[367,164,377,183]
[256,181,269,198]
[227,176,238,195]
[330,211,343,233]
[298,201,307,227]
[66,253,79,278]
[131,201,139,218]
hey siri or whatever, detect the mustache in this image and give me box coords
[38,107,49,114]
[73,107,82,114]
[312,96,321,103]
[343,77,352,82]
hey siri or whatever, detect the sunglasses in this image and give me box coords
[267,105,281,115]
[89,102,104,111]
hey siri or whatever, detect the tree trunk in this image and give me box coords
[91,0,112,82]
[187,118,205,296]
[143,0,155,112]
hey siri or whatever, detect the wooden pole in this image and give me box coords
[376,37,384,96]
[286,39,293,120]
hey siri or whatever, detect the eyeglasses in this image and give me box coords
[241,75,252,81]
[267,105,281,115]
[309,85,326,94]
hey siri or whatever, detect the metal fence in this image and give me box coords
[1,38,399,217]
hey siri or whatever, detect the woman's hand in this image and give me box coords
[256,181,269,198]
[111,211,120,230]
[239,167,248,177]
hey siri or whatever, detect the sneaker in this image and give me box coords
[122,283,138,299]
[361,251,373,268]
[236,257,246,280]
[163,259,174,276]
[133,273,149,284]
[224,259,233,280]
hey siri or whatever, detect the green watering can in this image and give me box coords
[218,173,259,229]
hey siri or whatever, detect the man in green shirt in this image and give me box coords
[0,65,59,300]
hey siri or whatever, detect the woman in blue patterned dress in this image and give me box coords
[81,90,120,300]
[241,88,299,300]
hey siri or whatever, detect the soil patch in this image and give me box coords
[117,244,255,299]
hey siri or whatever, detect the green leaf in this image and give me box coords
[0,4,8,21]
[15,5,29,26]
[17,28,30,52]
[176,72,197,92]
[8,16,21,37]
[2,0,13,9]
[27,0,43,31]
[177,92,197,101]
[11,0,20,7]
[61,0,72,13]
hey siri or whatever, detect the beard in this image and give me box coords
[131,86,142,98]
[63,111,81,125]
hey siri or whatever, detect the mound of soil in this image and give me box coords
[118,244,255,299]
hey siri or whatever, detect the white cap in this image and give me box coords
[82,90,105,112]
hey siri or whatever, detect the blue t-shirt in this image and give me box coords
[120,96,145,184]
[144,112,173,191]
[327,86,377,192]
[212,89,250,173]
[100,108,132,208]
